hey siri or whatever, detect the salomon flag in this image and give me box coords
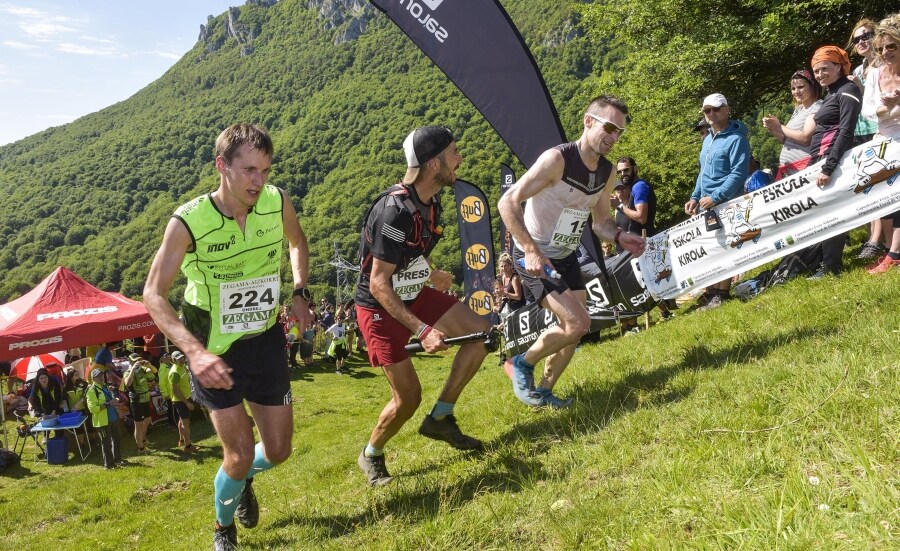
[499,164,516,257]
[370,0,565,168]
[454,179,496,320]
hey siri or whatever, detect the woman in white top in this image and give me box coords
[763,69,823,180]
[865,14,900,275]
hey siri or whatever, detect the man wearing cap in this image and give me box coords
[143,123,313,550]
[86,367,123,468]
[499,95,645,409]
[684,93,750,309]
[168,351,198,453]
[354,125,490,487]
[123,353,154,453]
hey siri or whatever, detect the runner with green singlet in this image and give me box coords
[143,123,313,551]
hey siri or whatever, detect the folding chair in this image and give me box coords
[12,410,45,460]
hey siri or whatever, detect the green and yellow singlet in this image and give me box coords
[175,185,284,355]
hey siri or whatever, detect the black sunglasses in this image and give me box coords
[852,31,873,45]
[702,106,724,115]
[876,43,897,55]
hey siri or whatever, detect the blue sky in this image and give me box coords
[0,1,233,145]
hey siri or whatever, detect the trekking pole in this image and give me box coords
[404,330,499,353]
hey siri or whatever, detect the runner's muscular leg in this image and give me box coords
[538,290,586,389]
[522,289,589,366]
[246,402,293,465]
[433,302,490,403]
[369,358,422,449]
[210,404,257,479]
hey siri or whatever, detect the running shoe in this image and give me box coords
[855,242,885,260]
[697,294,724,311]
[867,255,900,274]
[504,354,541,406]
[864,254,888,272]
[357,448,393,487]
[236,477,259,529]
[418,414,483,450]
[531,387,573,409]
[184,443,200,454]
[213,522,238,551]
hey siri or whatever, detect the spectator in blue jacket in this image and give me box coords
[684,93,750,309]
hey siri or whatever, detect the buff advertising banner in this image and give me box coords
[454,179,496,320]
[640,138,900,299]
[369,0,565,168]
[499,163,516,256]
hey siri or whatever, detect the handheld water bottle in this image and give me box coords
[516,258,560,279]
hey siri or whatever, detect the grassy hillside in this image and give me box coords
[1,258,898,548]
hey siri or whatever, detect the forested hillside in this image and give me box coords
[0,0,891,304]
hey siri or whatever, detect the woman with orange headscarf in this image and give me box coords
[807,45,863,278]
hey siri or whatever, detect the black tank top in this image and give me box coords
[553,141,612,196]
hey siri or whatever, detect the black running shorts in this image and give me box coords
[513,248,585,306]
[191,323,292,410]
[130,400,151,422]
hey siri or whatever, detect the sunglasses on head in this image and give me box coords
[852,31,874,44]
[876,43,898,55]
[702,106,724,115]
[586,113,626,136]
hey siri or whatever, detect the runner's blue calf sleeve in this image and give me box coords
[214,466,246,526]
[430,400,455,420]
[248,442,275,477]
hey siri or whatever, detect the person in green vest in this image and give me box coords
[168,351,197,452]
[143,123,313,551]
[156,352,176,429]
[85,368,123,469]
[122,353,154,453]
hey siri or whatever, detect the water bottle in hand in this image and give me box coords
[517,258,560,279]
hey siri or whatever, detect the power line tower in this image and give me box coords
[329,241,360,305]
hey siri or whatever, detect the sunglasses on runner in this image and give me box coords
[876,43,897,55]
[586,113,626,136]
[702,106,724,115]
[852,31,873,45]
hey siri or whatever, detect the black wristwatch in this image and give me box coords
[292,287,312,302]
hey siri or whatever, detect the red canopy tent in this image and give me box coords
[0,267,158,361]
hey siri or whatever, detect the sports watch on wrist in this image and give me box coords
[292,287,312,302]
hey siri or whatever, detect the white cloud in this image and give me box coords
[141,49,182,60]
[78,35,115,44]
[20,21,77,38]
[0,5,43,18]
[57,42,123,57]
[2,40,38,49]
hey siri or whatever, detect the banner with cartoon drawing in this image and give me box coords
[640,138,900,299]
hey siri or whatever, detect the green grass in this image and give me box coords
[2,262,899,550]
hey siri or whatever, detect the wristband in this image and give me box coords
[614,229,622,247]
[414,323,432,340]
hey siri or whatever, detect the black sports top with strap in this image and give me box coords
[355,184,443,309]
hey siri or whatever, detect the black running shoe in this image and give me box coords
[235,477,259,529]
[213,521,238,551]
[418,414,483,451]
[357,448,393,487]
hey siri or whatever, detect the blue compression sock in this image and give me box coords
[247,442,275,479]
[515,353,535,370]
[430,400,455,420]
[364,443,383,457]
[214,466,246,527]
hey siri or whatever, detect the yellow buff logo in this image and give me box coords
[465,244,490,270]
[468,291,493,316]
[460,196,484,223]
